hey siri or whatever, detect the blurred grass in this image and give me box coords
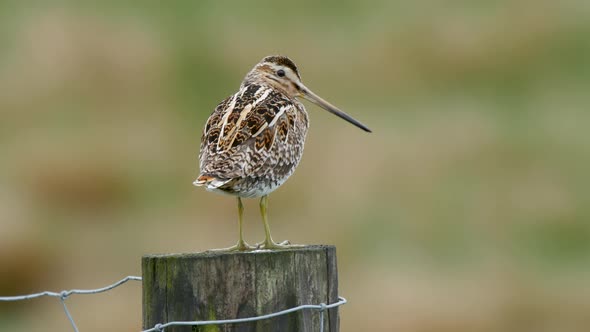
[1,1,590,331]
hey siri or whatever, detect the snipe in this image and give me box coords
[194,55,371,250]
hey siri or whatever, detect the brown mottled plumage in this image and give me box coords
[194,55,371,250]
[197,82,308,198]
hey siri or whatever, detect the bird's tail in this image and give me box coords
[193,175,231,189]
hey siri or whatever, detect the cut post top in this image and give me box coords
[142,244,336,260]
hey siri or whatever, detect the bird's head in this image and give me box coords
[243,55,372,132]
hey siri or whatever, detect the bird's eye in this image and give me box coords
[276,69,285,77]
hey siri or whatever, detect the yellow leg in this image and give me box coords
[209,197,253,251]
[258,195,299,249]
[236,197,248,248]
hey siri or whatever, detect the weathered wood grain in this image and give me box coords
[142,245,339,332]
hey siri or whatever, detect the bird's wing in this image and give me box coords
[199,84,295,180]
[199,95,231,167]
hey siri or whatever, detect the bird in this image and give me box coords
[194,55,371,250]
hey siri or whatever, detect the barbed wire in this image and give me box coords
[0,275,347,332]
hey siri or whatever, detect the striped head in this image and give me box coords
[243,55,302,98]
[243,55,371,132]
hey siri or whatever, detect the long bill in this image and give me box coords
[298,83,372,133]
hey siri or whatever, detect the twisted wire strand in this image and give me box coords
[0,276,346,332]
[0,276,142,301]
[0,276,142,331]
[142,297,347,332]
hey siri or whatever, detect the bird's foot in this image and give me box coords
[255,239,305,250]
[208,240,255,252]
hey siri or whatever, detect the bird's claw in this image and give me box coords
[208,240,255,252]
[255,239,305,250]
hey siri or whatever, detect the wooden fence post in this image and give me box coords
[142,245,339,332]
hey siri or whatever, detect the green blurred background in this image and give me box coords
[1,1,590,331]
